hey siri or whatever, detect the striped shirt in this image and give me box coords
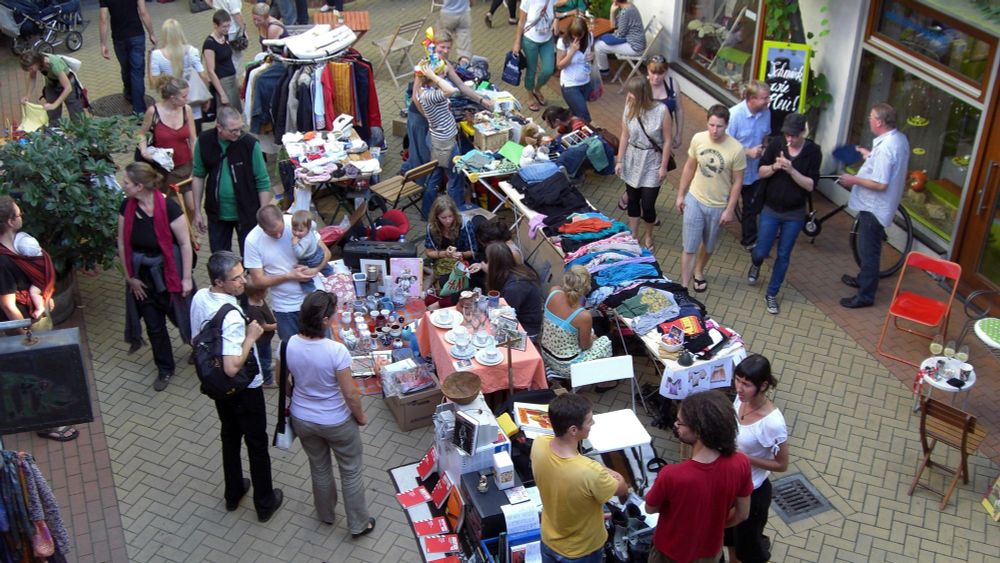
[614,6,646,53]
[419,88,458,142]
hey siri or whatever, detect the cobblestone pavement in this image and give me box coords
[2,0,999,561]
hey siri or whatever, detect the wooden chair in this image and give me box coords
[371,16,427,88]
[877,252,961,367]
[168,178,200,251]
[370,159,438,213]
[908,397,987,509]
[611,17,663,92]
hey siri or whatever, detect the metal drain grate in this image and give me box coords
[770,474,832,524]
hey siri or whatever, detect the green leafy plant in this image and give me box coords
[764,1,833,121]
[588,0,612,19]
[0,115,136,276]
[764,0,799,42]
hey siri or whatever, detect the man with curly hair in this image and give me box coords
[644,390,753,563]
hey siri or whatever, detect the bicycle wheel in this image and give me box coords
[849,206,913,278]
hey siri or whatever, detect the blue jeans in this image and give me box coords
[541,542,603,563]
[854,210,884,304]
[257,339,274,384]
[295,0,309,25]
[113,34,147,114]
[597,33,627,46]
[561,81,593,123]
[421,136,466,217]
[752,209,805,297]
[275,311,300,342]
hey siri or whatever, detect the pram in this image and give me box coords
[0,0,84,55]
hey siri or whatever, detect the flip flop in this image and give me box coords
[527,100,541,112]
[37,426,79,442]
[692,278,708,293]
[530,90,547,108]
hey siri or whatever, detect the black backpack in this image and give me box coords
[192,304,259,400]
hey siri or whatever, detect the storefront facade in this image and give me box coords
[635,0,1000,296]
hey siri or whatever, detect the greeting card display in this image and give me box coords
[413,516,450,536]
[416,445,437,481]
[423,534,460,554]
[396,486,432,509]
[430,472,453,509]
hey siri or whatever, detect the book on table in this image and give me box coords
[512,402,553,438]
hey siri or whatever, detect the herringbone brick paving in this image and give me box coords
[1,0,999,561]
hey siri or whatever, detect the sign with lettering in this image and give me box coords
[758,41,811,135]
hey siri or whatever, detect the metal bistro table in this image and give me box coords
[913,356,977,411]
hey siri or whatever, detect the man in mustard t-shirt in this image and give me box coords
[675,104,747,294]
[531,394,627,562]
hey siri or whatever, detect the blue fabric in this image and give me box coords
[518,161,560,183]
[275,0,296,24]
[541,542,604,563]
[560,82,593,122]
[726,100,771,184]
[560,220,630,242]
[250,63,287,133]
[597,32,626,46]
[113,34,147,114]
[258,339,274,385]
[275,311,299,342]
[853,210,883,304]
[752,209,805,297]
[594,263,659,286]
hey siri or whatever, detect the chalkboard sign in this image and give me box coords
[0,327,93,435]
[758,41,811,135]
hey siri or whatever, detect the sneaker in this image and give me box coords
[507,17,517,25]
[319,4,331,11]
[765,295,779,315]
[153,373,171,392]
[484,12,493,28]
[747,263,760,285]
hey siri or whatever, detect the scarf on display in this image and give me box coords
[123,193,181,293]
[0,244,55,307]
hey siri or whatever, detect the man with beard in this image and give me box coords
[644,390,752,562]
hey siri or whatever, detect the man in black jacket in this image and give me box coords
[191,106,273,255]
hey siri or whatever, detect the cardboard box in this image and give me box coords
[493,450,514,490]
[474,127,511,152]
[385,385,444,431]
[391,117,407,138]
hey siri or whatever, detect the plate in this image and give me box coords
[444,329,465,345]
[472,336,496,349]
[450,344,477,360]
[475,348,504,366]
[429,311,456,329]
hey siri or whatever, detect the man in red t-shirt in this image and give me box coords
[645,390,753,563]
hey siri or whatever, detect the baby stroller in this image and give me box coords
[0,0,84,55]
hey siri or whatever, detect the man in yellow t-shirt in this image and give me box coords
[675,104,747,294]
[531,394,627,562]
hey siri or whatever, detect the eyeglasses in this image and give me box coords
[227,271,248,282]
[219,125,244,135]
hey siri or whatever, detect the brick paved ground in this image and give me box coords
[2,0,999,561]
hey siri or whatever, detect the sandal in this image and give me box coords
[527,100,541,112]
[351,517,377,539]
[692,277,708,293]
[37,426,79,442]
[531,90,548,107]
[617,192,628,210]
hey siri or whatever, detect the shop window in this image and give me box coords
[872,0,994,90]
[847,52,982,244]
[680,0,761,97]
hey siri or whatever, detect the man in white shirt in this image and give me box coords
[189,250,283,522]
[244,205,330,340]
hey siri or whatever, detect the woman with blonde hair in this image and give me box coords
[539,265,612,379]
[252,2,288,53]
[150,19,212,124]
[617,75,671,251]
[137,77,198,211]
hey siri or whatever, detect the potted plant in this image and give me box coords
[0,114,136,324]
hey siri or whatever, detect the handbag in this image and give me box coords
[185,69,212,106]
[637,113,676,172]
[32,521,55,558]
[230,31,249,52]
[272,340,296,450]
[134,105,173,175]
[501,50,523,87]
[587,46,603,102]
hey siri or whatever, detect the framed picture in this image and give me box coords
[359,258,389,294]
[390,257,423,299]
[495,316,527,352]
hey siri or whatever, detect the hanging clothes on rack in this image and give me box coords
[0,451,71,563]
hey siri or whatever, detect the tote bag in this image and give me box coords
[185,69,212,106]
[502,51,523,87]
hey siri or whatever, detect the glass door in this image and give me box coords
[955,109,1000,293]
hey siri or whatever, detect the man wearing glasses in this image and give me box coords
[837,102,909,308]
[191,106,274,254]
[727,80,773,251]
[189,250,283,522]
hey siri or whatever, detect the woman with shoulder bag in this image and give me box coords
[286,291,376,538]
[19,50,84,122]
[137,77,198,213]
[150,19,212,127]
[513,0,557,112]
[616,75,671,251]
[203,10,243,113]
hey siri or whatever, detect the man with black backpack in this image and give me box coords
[189,250,283,522]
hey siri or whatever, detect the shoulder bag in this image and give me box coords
[272,340,296,450]
[637,111,676,171]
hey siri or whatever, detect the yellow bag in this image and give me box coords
[20,102,48,132]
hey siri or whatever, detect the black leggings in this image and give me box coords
[723,479,772,562]
[626,183,660,224]
[489,0,517,19]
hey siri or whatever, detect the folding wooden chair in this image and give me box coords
[371,16,427,88]
[907,397,987,509]
[877,252,962,367]
[370,159,438,213]
[169,178,200,251]
[611,17,663,92]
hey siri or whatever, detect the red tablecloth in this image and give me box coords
[416,306,548,394]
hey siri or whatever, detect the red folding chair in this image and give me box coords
[877,252,961,367]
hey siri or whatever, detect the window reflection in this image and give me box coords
[680,0,760,96]
[848,52,982,243]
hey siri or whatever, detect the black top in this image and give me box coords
[503,275,543,338]
[203,35,237,79]
[759,137,822,213]
[119,198,183,255]
[246,302,276,346]
[99,0,144,40]
[0,254,32,318]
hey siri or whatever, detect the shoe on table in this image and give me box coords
[153,373,171,392]
[257,489,284,522]
[226,478,251,511]
[765,295,779,315]
[747,263,760,285]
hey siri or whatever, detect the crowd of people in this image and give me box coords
[5,0,914,558]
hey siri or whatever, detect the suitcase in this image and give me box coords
[343,240,418,270]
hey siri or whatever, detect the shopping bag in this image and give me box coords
[587,63,604,102]
[439,261,470,297]
[501,51,523,87]
[20,102,48,132]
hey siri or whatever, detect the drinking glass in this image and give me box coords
[929,334,943,356]
[955,345,969,363]
[463,302,475,328]
[943,340,956,358]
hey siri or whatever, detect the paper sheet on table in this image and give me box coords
[502,501,540,534]
[524,486,543,512]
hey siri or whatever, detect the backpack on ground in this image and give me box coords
[192,303,259,400]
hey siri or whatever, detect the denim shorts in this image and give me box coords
[681,192,726,253]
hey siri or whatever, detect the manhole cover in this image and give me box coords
[770,473,832,524]
[89,94,155,117]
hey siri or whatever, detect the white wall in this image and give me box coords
[631,0,681,62]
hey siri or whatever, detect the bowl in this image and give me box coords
[660,342,684,353]
[442,371,482,405]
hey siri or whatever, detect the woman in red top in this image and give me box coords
[137,76,197,213]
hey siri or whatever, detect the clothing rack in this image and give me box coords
[0,450,71,562]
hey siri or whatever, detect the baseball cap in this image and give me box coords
[781,113,807,135]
